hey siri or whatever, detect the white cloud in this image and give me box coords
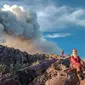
[1,0,85,32]
[37,5,70,31]
[44,33,71,38]
[36,5,85,31]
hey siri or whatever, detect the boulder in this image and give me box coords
[0,73,21,85]
[45,70,80,85]
[3,78,21,85]
[16,68,37,85]
[58,58,70,68]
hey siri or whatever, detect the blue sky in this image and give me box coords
[44,27,85,59]
[0,0,85,58]
[56,0,85,8]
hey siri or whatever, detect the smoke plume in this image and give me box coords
[0,4,62,54]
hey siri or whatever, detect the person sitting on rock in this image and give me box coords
[70,48,84,80]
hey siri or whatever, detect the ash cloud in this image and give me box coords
[0,4,62,54]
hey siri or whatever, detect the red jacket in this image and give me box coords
[70,56,81,67]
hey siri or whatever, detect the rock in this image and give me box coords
[0,73,21,85]
[2,65,10,74]
[16,68,37,85]
[30,59,57,75]
[44,60,80,85]
[58,58,70,68]
[80,80,85,85]
[65,70,80,85]
[45,70,80,85]
[45,74,67,85]
[3,78,21,85]
[29,74,47,85]
[16,58,56,85]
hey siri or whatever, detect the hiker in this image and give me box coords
[61,50,69,58]
[70,49,84,80]
[62,50,64,57]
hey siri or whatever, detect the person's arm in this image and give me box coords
[78,56,84,66]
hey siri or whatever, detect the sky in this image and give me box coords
[0,0,85,59]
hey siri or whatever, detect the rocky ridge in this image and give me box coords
[0,45,85,85]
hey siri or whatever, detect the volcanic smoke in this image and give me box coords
[0,4,62,54]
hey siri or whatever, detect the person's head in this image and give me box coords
[72,48,77,55]
[62,50,64,52]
